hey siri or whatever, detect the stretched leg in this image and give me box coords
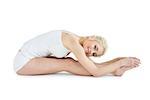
[17,57,140,76]
[17,57,125,76]
[61,57,140,76]
[17,57,91,75]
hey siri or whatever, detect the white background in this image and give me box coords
[0,0,149,100]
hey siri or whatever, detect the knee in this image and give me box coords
[16,70,25,75]
[15,68,27,75]
[15,65,31,76]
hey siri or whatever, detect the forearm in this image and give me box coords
[94,60,124,77]
[94,57,125,66]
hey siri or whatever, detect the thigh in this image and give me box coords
[17,57,73,75]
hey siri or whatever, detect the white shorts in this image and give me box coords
[13,49,34,72]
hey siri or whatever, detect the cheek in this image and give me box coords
[83,45,88,51]
[83,41,93,50]
[84,44,91,49]
[83,44,89,53]
[83,43,88,48]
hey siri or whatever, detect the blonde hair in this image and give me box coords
[79,35,107,57]
[93,35,107,56]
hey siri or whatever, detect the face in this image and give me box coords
[82,38,104,57]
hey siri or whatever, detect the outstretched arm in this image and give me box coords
[68,41,125,77]
[94,57,125,66]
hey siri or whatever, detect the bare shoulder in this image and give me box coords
[61,31,79,50]
[62,31,86,59]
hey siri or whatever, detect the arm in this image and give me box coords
[97,57,125,66]
[68,41,124,77]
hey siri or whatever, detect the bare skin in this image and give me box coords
[17,56,140,76]
[16,31,141,77]
[111,57,140,76]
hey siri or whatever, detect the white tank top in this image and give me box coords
[19,30,71,58]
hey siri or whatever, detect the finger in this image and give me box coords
[129,57,140,62]
[133,62,140,67]
[135,60,141,66]
[132,57,141,62]
[134,61,140,65]
[134,63,139,67]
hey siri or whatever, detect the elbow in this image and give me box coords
[90,68,107,77]
[92,74,99,77]
[92,73,103,77]
[91,71,103,77]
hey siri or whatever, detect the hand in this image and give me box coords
[113,57,141,76]
[119,57,141,67]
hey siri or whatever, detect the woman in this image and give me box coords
[13,30,141,77]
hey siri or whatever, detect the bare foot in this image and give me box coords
[113,57,141,76]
